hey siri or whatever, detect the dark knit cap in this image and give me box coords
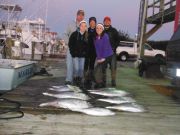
[89,17,97,24]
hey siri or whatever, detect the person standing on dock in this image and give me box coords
[103,16,120,87]
[84,17,97,89]
[65,10,85,85]
[68,21,89,87]
[94,23,113,88]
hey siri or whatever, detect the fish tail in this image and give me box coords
[39,101,57,107]
[39,102,49,107]
[49,88,55,91]
[43,92,54,97]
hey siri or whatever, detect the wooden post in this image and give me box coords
[43,42,47,60]
[137,0,148,58]
[31,42,35,60]
[153,0,155,15]
[159,0,165,23]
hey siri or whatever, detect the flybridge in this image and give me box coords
[0,4,22,12]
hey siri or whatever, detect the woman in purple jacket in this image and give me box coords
[94,23,114,88]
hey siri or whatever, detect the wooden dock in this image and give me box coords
[0,59,180,135]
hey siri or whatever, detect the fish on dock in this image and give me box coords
[52,85,67,89]
[39,99,92,110]
[97,97,136,104]
[106,103,146,113]
[89,90,130,97]
[51,85,82,93]
[74,107,115,116]
[49,88,73,92]
[49,87,74,92]
[43,92,89,100]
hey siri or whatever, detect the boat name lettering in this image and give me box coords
[18,67,33,78]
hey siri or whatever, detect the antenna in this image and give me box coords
[44,0,49,42]
[45,0,49,28]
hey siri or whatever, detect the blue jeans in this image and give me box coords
[66,48,73,82]
[73,57,85,78]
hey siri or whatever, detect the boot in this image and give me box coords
[111,80,116,87]
[73,77,79,86]
[94,82,106,89]
[75,77,82,87]
[78,77,85,89]
[84,80,92,90]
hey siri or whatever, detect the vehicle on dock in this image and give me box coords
[116,41,165,61]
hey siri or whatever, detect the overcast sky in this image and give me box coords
[2,0,175,40]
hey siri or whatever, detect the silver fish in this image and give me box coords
[89,90,129,97]
[52,85,82,92]
[97,87,121,90]
[51,85,82,92]
[106,103,146,113]
[43,92,89,100]
[52,85,67,89]
[39,99,92,110]
[74,107,115,116]
[49,87,73,92]
[88,88,124,92]
[97,97,136,104]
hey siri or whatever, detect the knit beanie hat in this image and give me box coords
[96,23,104,30]
[89,17,97,24]
[103,16,111,22]
[79,20,87,27]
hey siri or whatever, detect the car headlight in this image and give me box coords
[176,69,180,77]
